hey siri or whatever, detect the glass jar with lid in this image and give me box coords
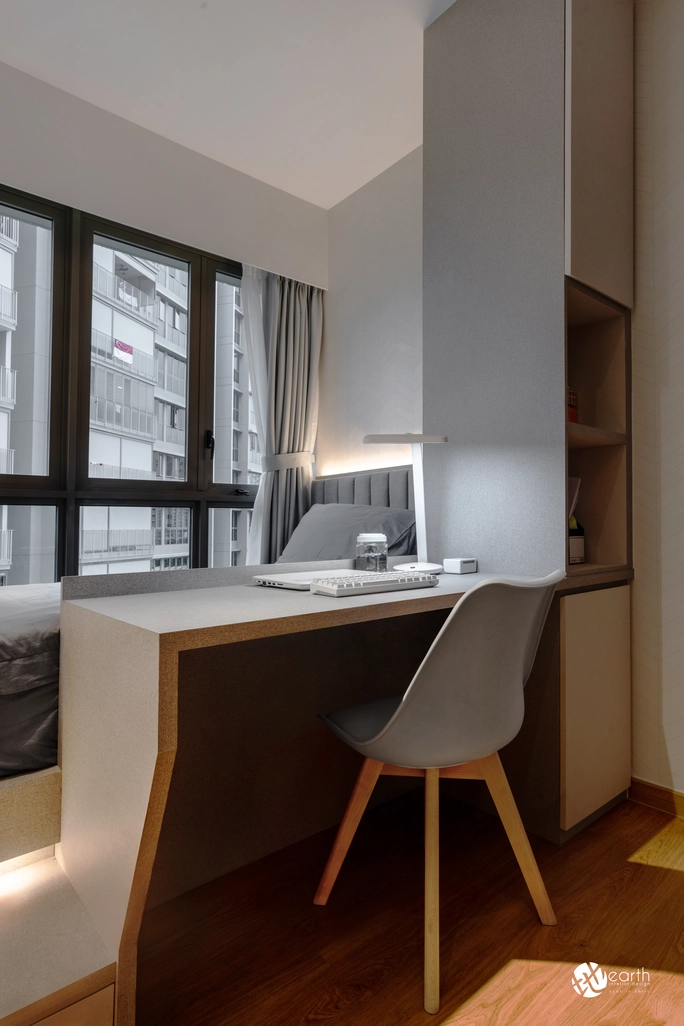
[355,533,388,572]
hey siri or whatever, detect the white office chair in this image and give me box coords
[314,570,564,1014]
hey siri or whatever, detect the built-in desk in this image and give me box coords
[53,565,630,1026]
[59,569,493,1026]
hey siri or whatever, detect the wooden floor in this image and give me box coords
[138,793,684,1026]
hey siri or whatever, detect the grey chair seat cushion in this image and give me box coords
[322,696,402,744]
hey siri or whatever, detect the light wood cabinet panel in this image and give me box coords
[561,586,631,830]
[565,0,634,307]
[32,987,113,1026]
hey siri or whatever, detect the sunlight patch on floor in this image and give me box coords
[439,958,684,1026]
[628,817,684,871]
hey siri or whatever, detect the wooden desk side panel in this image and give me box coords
[147,612,449,908]
[32,986,114,1026]
[560,585,631,830]
[57,604,161,961]
[0,767,61,863]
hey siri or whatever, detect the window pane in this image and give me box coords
[79,505,190,575]
[89,237,189,481]
[209,507,252,567]
[0,504,56,584]
[214,274,260,487]
[0,205,53,477]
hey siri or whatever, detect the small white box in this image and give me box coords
[568,536,585,564]
[443,558,478,574]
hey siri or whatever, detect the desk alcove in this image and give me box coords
[58,565,475,1026]
[57,565,629,1025]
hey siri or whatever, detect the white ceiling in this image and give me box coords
[0,0,455,209]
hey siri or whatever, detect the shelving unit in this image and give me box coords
[566,279,631,577]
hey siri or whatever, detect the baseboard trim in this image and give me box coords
[629,778,684,819]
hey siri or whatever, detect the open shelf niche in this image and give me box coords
[566,279,631,576]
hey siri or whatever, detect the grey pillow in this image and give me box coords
[277,503,416,562]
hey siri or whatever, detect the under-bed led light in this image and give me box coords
[0,864,43,897]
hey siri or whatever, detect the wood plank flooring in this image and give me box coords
[137,793,684,1026]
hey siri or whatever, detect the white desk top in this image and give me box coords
[64,573,512,640]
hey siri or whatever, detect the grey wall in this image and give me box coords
[0,62,327,288]
[317,149,423,476]
[423,0,567,575]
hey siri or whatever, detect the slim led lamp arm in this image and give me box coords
[362,433,447,572]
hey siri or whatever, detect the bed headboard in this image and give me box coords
[311,466,414,510]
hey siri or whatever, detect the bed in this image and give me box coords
[0,583,60,779]
[277,465,417,562]
[0,468,413,776]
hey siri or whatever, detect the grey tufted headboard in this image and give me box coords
[311,466,414,511]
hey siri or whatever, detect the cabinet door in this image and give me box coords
[565,0,633,307]
[33,986,114,1026]
[561,585,631,830]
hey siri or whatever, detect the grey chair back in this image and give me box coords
[359,571,564,768]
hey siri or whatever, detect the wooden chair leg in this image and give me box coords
[313,757,383,905]
[480,753,556,926]
[424,767,440,1014]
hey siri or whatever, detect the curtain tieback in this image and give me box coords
[260,451,315,473]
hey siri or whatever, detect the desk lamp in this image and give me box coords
[362,433,447,573]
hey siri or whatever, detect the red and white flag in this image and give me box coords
[113,339,133,364]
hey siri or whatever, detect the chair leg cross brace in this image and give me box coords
[314,752,556,1013]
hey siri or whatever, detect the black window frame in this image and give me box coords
[0,188,259,581]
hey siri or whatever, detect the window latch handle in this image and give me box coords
[233,488,249,496]
[205,429,215,460]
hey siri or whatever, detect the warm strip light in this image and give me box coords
[0,861,48,898]
[315,458,412,478]
[0,846,54,878]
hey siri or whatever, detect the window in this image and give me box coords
[89,238,188,482]
[232,391,240,424]
[2,186,253,582]
[0,204,55,479]
[0,505,56,585]
[80,506,191,576]
[208,507,253,568]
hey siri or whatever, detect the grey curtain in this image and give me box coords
[244,268,323,564]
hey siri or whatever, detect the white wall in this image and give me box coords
[316,148,423,476]
[632,1,684,793]
[0,62,327,289]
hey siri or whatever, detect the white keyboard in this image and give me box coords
[310,571,439,597]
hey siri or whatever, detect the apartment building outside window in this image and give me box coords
[0,184,256,583]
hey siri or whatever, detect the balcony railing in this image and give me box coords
[80,529,155,560]
[0,447,14,474]
[156,266,188,305]
[91,329,156,382]
[0,284,17,328]
[88,463,155,481]
[0,365,17,405]
[0,216,19,246]
[93,263,156,323]
[0,529,12,567]
[156,318,187,352]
